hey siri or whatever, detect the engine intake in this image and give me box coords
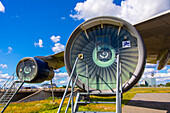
[16,57,54,83]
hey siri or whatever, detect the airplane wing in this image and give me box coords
[134,10,170,70]
[35,10,170,70]
[35,51,65,69]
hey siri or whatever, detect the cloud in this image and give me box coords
[61,17,66,20]
[52,43,65,53]
[34,39,43,48]
[167,69,170,73]
[52,72,69,86]
[59,80,67,84]
[58,77,70,85]
[50,35,61,43]
[145,63,157,68]
[54,69,60,73]
[50,35,65,53]
[162,66,167,70]
[8,47,13,53]
[0,73,10,79]
[143,68,156,75]
[0,1,5,13]
[0,64,7,68]
[53,72,68,80]
[70,0,170,24]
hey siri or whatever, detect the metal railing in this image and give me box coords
[57,54,122,113]
[0,73,24,113]
[57,57,89,113]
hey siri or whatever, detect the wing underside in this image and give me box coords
[134,10,170,70]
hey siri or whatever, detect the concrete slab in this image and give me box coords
[122,93,170,113]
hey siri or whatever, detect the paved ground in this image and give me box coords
[122,93,170,113]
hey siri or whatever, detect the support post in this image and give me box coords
[50,80,55,102]
[116,54,121,113]
[71,77,74,113]
[86,64,89,99]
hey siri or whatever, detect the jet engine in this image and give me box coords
[16,57,54,83]
[65,16,146,93]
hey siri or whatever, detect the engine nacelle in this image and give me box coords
[65,16,147,93]
[16,57,54,83]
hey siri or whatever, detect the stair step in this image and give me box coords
[74,111,116,113]
[77,101,116,104]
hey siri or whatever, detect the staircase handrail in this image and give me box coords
[1,72,15,90]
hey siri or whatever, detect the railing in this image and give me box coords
[0,72,24,113]
[57,57,89,113]
[1,72,15,91]
[57,54,122,113]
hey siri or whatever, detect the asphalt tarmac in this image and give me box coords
[122,93,170,113]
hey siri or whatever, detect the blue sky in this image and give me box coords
[0,0,169,87]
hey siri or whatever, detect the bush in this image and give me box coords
[139,84,148,87]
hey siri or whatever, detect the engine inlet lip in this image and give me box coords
[16,57,38,82]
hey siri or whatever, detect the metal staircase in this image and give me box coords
[57,55,122,113]
[0,73,24,113]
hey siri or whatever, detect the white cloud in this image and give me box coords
[54,69,60,73]
[162,66,167,70]
[53,72,68,80]
[60,80,67,84]
[0,73,10,79]
[0,1,5,13]
[52,72,70,86]
[61,17,66,20]
[50,35,61,43]
[145,63,157,68]
[70,0,170,24]
[58,77,70,85]
[8,47,13,53]
[0,79,5,82]
[34,39,43,48]
[167,69,170,73]
[0,64,7,68]
[143,68,155,75]
[52,43,65,53]
[50,35,65,53]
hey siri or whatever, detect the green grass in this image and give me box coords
[3,87,170,113]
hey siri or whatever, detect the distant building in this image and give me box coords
[41,83,56,88]
[145,78,156,86]
[30,86,37,89]
[140,80,147,85]
[140,78,156,86]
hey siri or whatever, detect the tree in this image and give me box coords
[165,82,170,87]
[62,85,66,88]
[157,84,164,87]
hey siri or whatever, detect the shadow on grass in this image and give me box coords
[82,97,131,106]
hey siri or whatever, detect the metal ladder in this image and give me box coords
[57,54,122,113]
[0,73,24,113]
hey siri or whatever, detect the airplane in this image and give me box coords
[0,8,169,113]
[15,9,170,93]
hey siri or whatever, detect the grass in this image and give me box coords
[3,87,170,113]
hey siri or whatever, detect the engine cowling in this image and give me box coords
[65,16,146,93]
[16,57,54,83]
